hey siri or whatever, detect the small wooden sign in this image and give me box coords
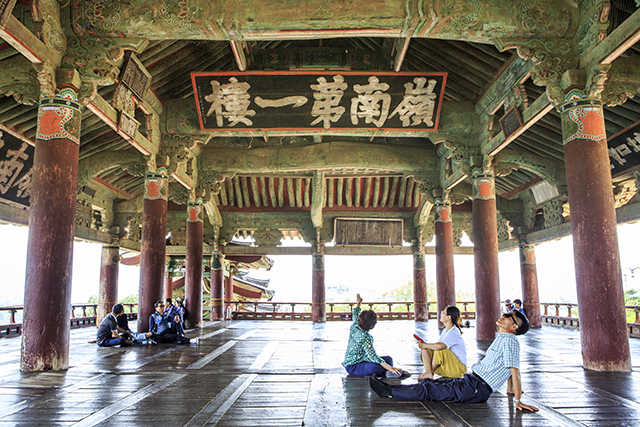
[118,110,140,139]
[499,106,523,139]
[334,218,403,246]
[119,52,151,100]
[607,120,640,178]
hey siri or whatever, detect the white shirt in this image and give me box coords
[439,326,467,367]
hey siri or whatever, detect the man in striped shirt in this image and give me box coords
[369,310,538,412]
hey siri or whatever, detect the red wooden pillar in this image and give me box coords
[413,245,428,322]
[312,242,326,323]
[98,245,120,325]
[137,168,168,333]
[518,236,541,328]
[210,250,224,320]
[435,197,455,325]
[224,271,234,319]
[164,273,173,300]
[185,199,203,328]
[472,166,501,340]
[561,91,631,371]
[21,87,82,372]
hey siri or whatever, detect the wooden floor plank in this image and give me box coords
[0,320,638,426]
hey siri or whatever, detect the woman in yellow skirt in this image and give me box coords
[417,306,467,380]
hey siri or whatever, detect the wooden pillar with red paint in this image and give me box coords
[472,165,501,340]
[311,242,326,323]
[185,199,203,328]
[518,236,541,328]
[137,167,168,333]
[164,273,173,300]
[224,269,234,319]
[210,250,224,320]
[21,86,83,372]
[413,244,428,322]
[561,90,631,371]
[98,244,120,325]
[435,197,455,324]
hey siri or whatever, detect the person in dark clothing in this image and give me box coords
[149,300,190,344]
[96,304,132,347]
[116,310,156,344]
[164,297,185,336]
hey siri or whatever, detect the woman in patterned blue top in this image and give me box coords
[343,293,405,377]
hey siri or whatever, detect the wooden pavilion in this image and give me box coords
[0,0,638,378]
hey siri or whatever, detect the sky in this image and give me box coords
[1,221,639,307]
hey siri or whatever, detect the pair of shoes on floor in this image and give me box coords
[368,375,393,398]
[147,339,157,345]
[385,370,410,379]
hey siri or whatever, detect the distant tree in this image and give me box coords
[625,289,640,306]
[382,281,436,312]
[120,294,139,305]
[86,295,97,316]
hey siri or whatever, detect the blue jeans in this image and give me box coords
[98,337,129,347]
[345,355,393,376]
[391,373,492,403]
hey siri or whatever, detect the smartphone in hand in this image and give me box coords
[413,334,424,343]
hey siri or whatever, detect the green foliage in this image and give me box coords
[85,295,97,316]
[120,294,139,304]
[380,281,436,312]
[625,289,640,323]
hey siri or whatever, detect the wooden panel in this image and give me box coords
[334,218,403,246]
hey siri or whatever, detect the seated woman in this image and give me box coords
[343,294,405,378]
[417,306,467,380]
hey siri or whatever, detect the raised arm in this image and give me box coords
[509,367,538,412]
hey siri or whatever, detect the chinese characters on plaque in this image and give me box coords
[191,72,446,132]
[0,131,33,206]
[608,123,640,177]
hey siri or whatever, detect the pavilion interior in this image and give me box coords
[1,0,640,373]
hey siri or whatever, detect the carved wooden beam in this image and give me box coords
[304,178,311,207]
[250,176,261,207]
[277,177,284,207]
[414,198,433,227]
[354,177,361,207]
[241,176,251,207]
[337,178,344,206]
[482,92,554,156]
[389,177,399,208]
[230,40,247,71]
[268,177,276,207]
[394,37,411,72]
[87,94,158,156]
[0,15,60,66]
[372,177,380,208]
[580,7,640,67]
[405,178,415,207]
[310,171,325,229]
[398,177,407,208]
[226,179,234,206]
[204,199,223,228]
[221,245,474,256]
[259,177,268,206]
[327,178,334,208]
[233,176,243,208]
[380,177,389,207]
[172,168,195,191]
[295,178,302,208]
[345,178,353,207]
[287,178,294,207]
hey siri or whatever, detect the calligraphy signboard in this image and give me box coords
[334,218,403,246]
[119,52,151,100]
[191,71,446,132]
[0,131,33,207]
[608,120,640,178]
[499,106,523,139]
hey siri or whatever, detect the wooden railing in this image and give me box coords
[227,301,477,322]
[0,303,138,338]
[541,302,640,338]
[3,301,639,338]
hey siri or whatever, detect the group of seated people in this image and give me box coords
[96,297,190,347]
[344,293,538,413]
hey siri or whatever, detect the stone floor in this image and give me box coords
[0,319,639,426]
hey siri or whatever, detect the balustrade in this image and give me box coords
[3,301,639,338]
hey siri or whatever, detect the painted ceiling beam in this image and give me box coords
[0,15,60,66]
[72,0,575,44]
[87,94,158,156]
[221,245,474,256]
[200,141,438,176]
[482,92,555,156]
[581,7,640,67]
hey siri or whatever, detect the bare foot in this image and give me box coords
[417,372,433,381]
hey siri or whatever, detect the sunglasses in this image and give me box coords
[504,312,520,328]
